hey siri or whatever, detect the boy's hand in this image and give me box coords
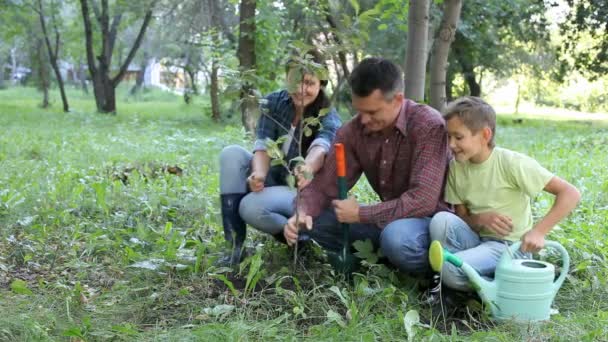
[284,212,313,246]
[332,197,360,223]
[247,171,266,192]
[474,212,513,237]
[520,229,545,253]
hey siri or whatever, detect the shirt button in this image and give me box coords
[382,160,387,165]
[380,181,385,185]
[385,139,389,144]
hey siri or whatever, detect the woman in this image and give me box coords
[219,50,342,265]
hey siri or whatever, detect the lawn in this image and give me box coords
[1,86,607,341]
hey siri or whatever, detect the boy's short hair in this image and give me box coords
[443,96,496,147]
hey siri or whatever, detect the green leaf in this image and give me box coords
[353,239,378,264]
[304,127,313,137]
[271,158,286,167]
[10,279,33,295]
[348,0,360,15]
[403,309,420,342]
[378,23,388,31]
[329,286,349,306]
[286,174,295,189]
[326,309,347,328]
[290,156,305,165]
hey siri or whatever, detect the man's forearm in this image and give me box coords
[304,146,326,173]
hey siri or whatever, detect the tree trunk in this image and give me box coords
[429,0,462,111]
[325,14,351,80]
[458,58,480,96]
[79,0,154,114]
[210,58,220,121]
[129,57,147,96]
[404,0,430,102]
[78,58,88,94]
[36,39,50,108]
[37,0,69,112]
[10,47,18,84]
[0,55,5,89]
[238,0,257,132]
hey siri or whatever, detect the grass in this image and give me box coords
[1,86,607,341]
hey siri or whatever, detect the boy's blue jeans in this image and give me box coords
[429,211,530,292]
[220,145,295,235]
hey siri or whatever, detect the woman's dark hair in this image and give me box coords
[286,49,331,155]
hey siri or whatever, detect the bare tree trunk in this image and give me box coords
[0,55,5,89]
[37,0,69,112]
[10,47,18,84]
[429,0,462,111]
[80,0,154,114]
[35,39,50,108]
[238,0,257,132]
[404,0,430,102]
[325,14,351,80]
[129,55,147,96]
[210,58,220,121]
[458,58,480,96]
[78,58,88,94]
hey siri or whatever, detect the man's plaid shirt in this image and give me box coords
[298,99,451,228]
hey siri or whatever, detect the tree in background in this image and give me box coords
[34,0,69,112]
[429,0,462,111]
[447,0,550,98]
[79,0,155,113]
[404,0,430,102]
[238,0,257,132]
[560,0,608,80]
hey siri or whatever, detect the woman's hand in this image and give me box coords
[294,163,313,189]
[247,171,266,192]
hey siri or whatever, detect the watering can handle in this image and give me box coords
[509,240,570,291]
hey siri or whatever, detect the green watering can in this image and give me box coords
[429,240,570,322]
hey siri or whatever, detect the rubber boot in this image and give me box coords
[218,193,247,266]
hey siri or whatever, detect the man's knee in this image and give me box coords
[380,220,430,273]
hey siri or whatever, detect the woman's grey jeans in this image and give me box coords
[219,145,295,235]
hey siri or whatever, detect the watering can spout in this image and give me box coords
[429,241,496,303]
[460,263,496,304]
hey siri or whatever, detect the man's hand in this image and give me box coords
[247,171,266,192]
[294,163,313,189]
[473,211,513,237]
[284,212,313,246]
[332,197,360,223]
[520,228,546,253]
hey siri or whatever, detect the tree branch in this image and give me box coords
[112,3,155,86]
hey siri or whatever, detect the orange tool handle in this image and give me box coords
[335,143,346,177]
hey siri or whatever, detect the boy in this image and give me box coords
[429,96,580,292]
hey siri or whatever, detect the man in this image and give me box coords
[283,57,451,274]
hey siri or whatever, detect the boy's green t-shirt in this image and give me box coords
[445,147,554,241]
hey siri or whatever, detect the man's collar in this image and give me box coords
[394,99,410,137]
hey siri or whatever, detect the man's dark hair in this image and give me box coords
[349,57,404,100]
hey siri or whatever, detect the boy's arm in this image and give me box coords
[521,176,581,252]
[453,204,513,237]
